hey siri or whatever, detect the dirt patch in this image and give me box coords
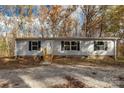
[118,76,124,81]
[0,80,12,88]
[51,75,90,88]
[0,64,123,88]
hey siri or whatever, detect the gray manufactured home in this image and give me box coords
[15,37,118,59]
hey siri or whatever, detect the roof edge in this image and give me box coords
[15,37,120,40]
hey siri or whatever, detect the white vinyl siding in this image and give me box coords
[15,39,115,56]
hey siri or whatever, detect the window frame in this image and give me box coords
[94,41,108,51]
[29,41,41,51]
[61,41,80,51]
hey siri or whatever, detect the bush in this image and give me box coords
[118,44,124,56]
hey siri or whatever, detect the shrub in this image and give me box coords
[118,44,124,56]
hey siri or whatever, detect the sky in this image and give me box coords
[0,5,40,16]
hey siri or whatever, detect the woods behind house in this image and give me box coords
[0,5,124,57]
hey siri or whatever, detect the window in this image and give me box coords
[29,41,41,51]
[61,41,80,51]
[63,41,70,50]
[94,41,107,51]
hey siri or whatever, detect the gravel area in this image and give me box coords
[0,64,124,88]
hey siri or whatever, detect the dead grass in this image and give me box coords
[0,57,43,69]
[53,57,83,65]
[53,56,124,67]
[0,56,124,70]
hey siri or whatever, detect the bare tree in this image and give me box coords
[81,5,105,37]
[48,5,77,37]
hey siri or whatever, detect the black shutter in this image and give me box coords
[29,41,31,51]
[61,41,64,50]
[94,41,96,51]
[38,41,41,50]
[77,41,80,51]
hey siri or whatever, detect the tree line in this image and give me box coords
[0,5,124,38]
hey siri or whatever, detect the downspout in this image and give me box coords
[14,39,17,59]
[114,39,117,61]
[51,40,54,61]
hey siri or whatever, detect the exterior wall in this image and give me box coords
[15,39,115,56]
[15,40,53,56]
[53,40,115,56]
